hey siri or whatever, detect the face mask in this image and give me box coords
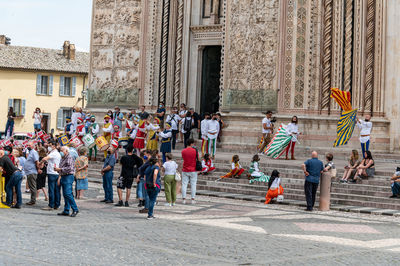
[48,147,53,152]
[365,119,370,122]
[60,152,65,157]
[107,151,111,155]
[27,147,32,151]
[4,151,9,156]
[143,155,148,160]
[213,118,217,120]
[159,105,163,108]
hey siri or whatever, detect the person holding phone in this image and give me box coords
[32,107,42,131]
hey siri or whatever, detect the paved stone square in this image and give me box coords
[1,181,400,265]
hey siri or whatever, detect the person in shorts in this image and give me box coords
[115,145,143,207]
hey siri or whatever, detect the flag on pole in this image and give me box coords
[333,109,357,147]
[331,88,352,111]
[263,124,293,159]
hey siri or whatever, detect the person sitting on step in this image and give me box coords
[353,150,375,183]
[249,154,270,183]
[200,153,215,175]
[264,170,283,204]
[340,150,360,183]
[389,167,400,198]
[323,153,337,179]
[221,155,244,179]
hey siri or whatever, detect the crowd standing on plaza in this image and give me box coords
[1,103,399,219]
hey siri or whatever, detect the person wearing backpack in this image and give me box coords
[115,145,143,207]
[165,107,181,150]
[182,112,193,148]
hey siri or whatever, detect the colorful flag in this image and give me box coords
[333,109,358,147]
[264,124,293,159]
[331,88,352,111]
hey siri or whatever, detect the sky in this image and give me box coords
[0,0,93,52]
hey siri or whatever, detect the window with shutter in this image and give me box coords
[57,109,64,129]
[72,77,76,96]
[59,76,65,96]
[49,75,53,95]
[8,99,13,108]
[22,99,26,116]
[36,74,42,95]
[64,77,71,96]
[41,76,48,95]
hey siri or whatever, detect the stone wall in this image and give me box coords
[221,0,280,112]
[88,0,142,107]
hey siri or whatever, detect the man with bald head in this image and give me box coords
[302,151,324,211]
[54,146,79,217]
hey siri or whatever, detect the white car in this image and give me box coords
[12,133,30,146]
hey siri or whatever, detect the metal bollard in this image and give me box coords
[319,171,332,211]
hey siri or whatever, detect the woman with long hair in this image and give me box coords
[5,107,16,138]
[285,116,299,160]
[265,170,284,204]
[340,150,360,183]
[354,150,375,182]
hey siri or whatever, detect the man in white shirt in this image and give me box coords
[40,140,62,210]
[200,113,210,157]
[207,113,220,159]
[178,103,187,143]
[166,107,181,150]
[357,115,373,158]
[258,111,274,153]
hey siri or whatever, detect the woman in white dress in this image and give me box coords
[285,116,299,160]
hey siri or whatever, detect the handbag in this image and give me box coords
[175,172,181,181]
[195,148,202,171]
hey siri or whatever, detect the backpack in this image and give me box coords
[183,118,192,132]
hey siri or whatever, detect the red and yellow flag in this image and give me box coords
[330,88,352,111]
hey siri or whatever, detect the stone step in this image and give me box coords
[195,184,400,210]
[199,179,394,200]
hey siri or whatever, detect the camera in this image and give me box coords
[270,117,277,123]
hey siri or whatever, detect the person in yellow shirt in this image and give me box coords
[103,115,113,159]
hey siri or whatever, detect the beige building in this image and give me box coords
[0,39,89,135]
[88,0,400,153]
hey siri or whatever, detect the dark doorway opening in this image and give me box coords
[42,114,50,133]
[200,46,221,116]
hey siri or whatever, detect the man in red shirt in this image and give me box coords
[181,138,198,204]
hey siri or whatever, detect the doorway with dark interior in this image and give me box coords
[200,46,221,117]
[41,114,50,133]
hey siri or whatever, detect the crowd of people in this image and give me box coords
[1,103,399,218]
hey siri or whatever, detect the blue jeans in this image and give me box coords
[48,174,61,208]
[361,140,370,158]
[392,182,400,196]
[5,120,14,137]
[61,174,78,213]
[137,178,145,199]
[144,184,150,209]
[34,123,41,130]
[5,171,22,206]
[147,187,160,217]
[103,171,114,201]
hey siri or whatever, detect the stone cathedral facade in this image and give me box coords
[88,0,400,153]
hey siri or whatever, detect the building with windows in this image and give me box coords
[0,40,89,134]
[88,0,400,153]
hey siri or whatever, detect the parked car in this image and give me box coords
[12,133,29,146]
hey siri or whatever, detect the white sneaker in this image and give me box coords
[164,203,172,207]
[172,203,175,206]
[191,199,196,205]
[182,199,186,204]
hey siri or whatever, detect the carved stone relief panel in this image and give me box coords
[89,0,142,107]
[222,0,279,111]
[278,0,323,112]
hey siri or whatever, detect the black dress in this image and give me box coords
[36,156,47,190]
